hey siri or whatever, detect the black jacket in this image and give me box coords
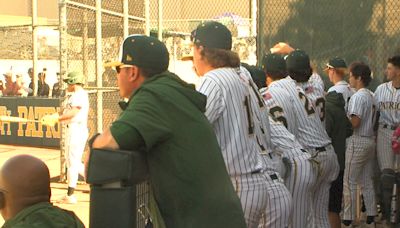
[325,91,353,170]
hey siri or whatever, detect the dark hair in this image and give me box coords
[349,62,372,86]
[288,68,312,83]
[388,55,400,68]
[265,69,287,81]
[199,46,240,68]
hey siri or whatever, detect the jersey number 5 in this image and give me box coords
[269,106,288,129]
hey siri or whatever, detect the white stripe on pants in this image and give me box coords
[310,146,340,228]
[231,172,269,228]
[343,135,377,220]
[285,153,317,228]
[65,124,88,188]
[377,125,397,170]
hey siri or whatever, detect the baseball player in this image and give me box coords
[276,50,339,228]
[325,57,355,111]
[342,62,377,227]
[42,71,89,204]
[374,55,400,221]
[91,35,247,228]
[268,115,317,228]
[192,21,292,228]
[260,52,336,227]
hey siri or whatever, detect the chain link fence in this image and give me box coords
[258,0,400,91]
[148,0,257,84]
[61,0,256,227]
[61,0,148,226]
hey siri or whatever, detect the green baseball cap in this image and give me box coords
[63,71,85,84]
[286,50,311,71]
[261,53,286,73]
[104,35,169,72]
[326,57,347,69]
[191,21,232,50]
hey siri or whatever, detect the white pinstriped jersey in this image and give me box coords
[298,80,326,123]
[197,67,272,176]
[309,73,325,92]
[374,81,400,126]
[328,80,355,110]
[348,88,376,137]
[268,116,305,158]
[271,76,331,149]
[260,85,298,135]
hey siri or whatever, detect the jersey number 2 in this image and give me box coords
[298,92,315,115]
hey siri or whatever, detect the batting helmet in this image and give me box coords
[392,126,400,154]
[63,71,85,85]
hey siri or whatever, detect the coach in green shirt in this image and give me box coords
[90,35,246,228]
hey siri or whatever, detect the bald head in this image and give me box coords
[1,155,50,199]
[0,155,51,220]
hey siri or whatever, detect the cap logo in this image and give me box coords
[126,55,133,61]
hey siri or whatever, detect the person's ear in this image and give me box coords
[129,66,140,82]
[0,192,6,209]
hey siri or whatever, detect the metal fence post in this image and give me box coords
[96,0,103,133]
[123,0,129,38]
[158,0,163,40]
[32,0,38,96]
[145,0,150,36]
[58,0,68,182]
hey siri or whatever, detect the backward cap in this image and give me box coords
[327,57,347,69]
[262,53,286,73]
[191,21,232,50]
[286,50,311,71]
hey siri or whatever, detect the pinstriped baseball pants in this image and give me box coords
[284,153,317,228]
[310,146,340,228]
[262,171,292,228]
[232,171,293,228]
[377,125,397,170]
[343,135,377,220]
[231,173,269,228]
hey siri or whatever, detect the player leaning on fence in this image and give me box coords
[88,35,247,228]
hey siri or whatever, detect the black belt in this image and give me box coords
[315,147,326,152]
[383,124,397,130]
[251,169,263,174]
[269,173,278,180]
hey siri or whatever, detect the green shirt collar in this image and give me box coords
[2,202,52,228]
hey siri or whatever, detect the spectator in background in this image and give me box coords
[3,72,16,96]
[52,73,64,98]
[37,71,50,97]
[14,74,30,97]
[0,80,3,96]
[28,68,34,96]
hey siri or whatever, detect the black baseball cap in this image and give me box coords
[261,53,286,73]
[325,57,347,69]
[286,50,311,71]
[191,21,232,50]
[105,35,169,71]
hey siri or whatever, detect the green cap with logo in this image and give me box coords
[326,57,347,69]
[63,71,85,84]
[104,35,169,72]
[286,50,311,71]
[261,53,286,73]
[191,21,232,50]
